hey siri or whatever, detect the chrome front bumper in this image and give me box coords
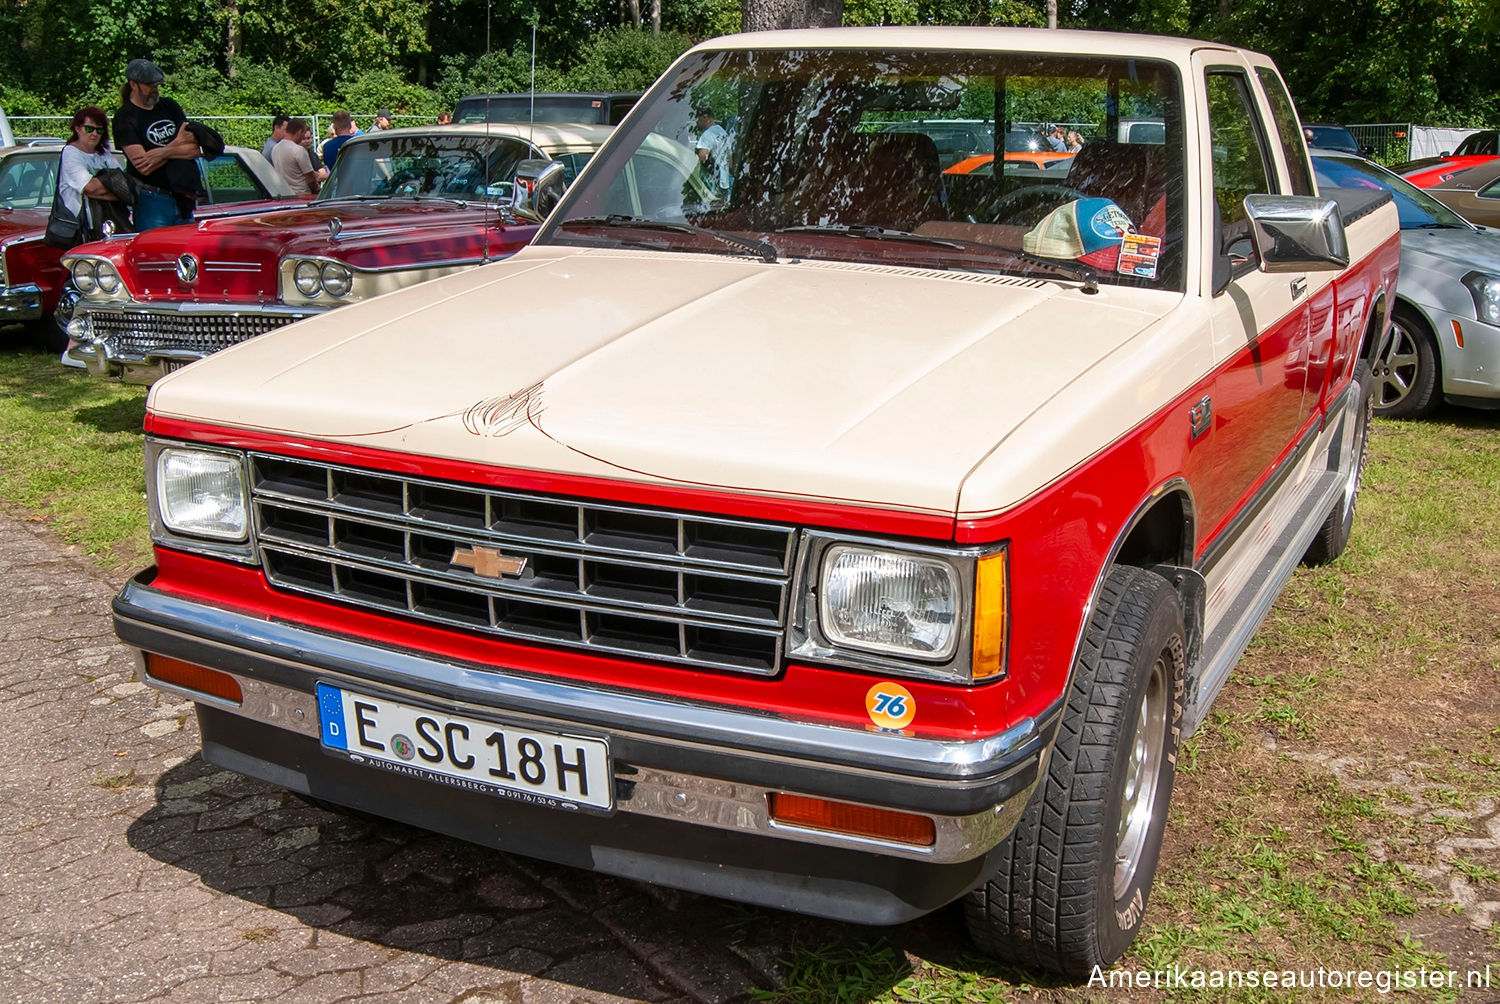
[114,568,1053,869]
[0,283,43,322]
[67,301,320,383]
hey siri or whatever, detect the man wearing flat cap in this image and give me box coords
[114,58,204,230]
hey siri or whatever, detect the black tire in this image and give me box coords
[1303,360,1374,566]
[964,565,1185,979]
[1372,306,1440,418]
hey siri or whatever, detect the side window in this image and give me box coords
[1479,176,1500,201]
[1205,70,1277,227]
[1254,67,1315,196]
[555,153,595,186]
[203,155,268,203]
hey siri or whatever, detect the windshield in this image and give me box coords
[540,48,1187,290]
[319,133,537,203]
[455,95,638,125]
[0,153,58,210]
[1307,125,1359,153]
[1312,154,1472,229]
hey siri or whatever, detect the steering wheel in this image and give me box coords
[978,183,1089,226]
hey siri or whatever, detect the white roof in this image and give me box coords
[690,26,1249,63]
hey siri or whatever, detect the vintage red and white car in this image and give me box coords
[63,123,615,383]
[114,29,1398,976]
[0,142,295,350]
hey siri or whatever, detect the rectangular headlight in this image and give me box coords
[818,544,960,660]
[156,448,248,541]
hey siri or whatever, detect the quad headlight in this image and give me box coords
[1462,271,1500,326]
[66,256,130,301]
[285,258,357,302]
[154,446,248,541]
[790,534,1007,683]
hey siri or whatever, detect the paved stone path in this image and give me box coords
[0,513,807,1003]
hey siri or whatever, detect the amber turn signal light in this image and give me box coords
[971,550,1008,680]
[768,792,936,846]
[144,654,243,704]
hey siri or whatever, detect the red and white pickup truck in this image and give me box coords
[114,28,1398,976]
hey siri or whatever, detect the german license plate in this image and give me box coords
[315,684,612,811]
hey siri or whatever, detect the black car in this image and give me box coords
[453,92,641,126]
[1304,122,1373,157]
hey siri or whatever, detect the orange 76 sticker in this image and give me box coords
[866,682,916,730]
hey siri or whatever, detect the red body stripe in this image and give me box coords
[143,231,1399,739]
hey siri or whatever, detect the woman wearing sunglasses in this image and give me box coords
[57,106,124,233]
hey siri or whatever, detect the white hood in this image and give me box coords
[149,246,1181,516]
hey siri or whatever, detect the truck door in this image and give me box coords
[1197,62,1312,543]
[1253,65,1341,421]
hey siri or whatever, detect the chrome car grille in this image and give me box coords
[89,310,301,356]
[249,455,797,676]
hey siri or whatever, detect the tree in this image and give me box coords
[741,0,843,30]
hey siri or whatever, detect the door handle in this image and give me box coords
[1290,276,1308,300]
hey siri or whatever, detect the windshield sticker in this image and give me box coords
[1022,198,1135,269]
[1118,232,1163,279]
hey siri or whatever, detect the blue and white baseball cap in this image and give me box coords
[1022,197,1135,268]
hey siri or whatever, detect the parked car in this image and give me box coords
[64,123,615,383]
[1315,150,1500,416]
[453,92,641,126]
[112,28,1398,978]
[1422,157,1500,227]
[1396,132,1500,188]
[1303,122,1371,156]
[0,143,296,350]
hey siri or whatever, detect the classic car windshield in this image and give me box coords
[0,153,58,211]
[542,48,1187,290]
[319,134,535,203]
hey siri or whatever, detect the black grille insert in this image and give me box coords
[250,455,795,675]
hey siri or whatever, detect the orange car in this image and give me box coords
[946,150,1077,175]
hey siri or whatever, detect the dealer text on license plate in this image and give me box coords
[316,684,611,810]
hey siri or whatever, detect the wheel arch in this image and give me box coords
[1064,480,1204,692]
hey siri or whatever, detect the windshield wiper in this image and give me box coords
[774,223,1101,294]
[564,215,777,264]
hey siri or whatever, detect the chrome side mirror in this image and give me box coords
[511,159,567,220]
[1244,194,1349,272]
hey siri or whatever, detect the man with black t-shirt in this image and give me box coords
[113,58,203,231]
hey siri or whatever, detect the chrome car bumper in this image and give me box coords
[0,283,43,322]
[67,301,319,384]
[114,567,1054,922]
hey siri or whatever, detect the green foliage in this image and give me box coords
[335,67,444,116]
[844,0,1044,25]
[562,29,696,92]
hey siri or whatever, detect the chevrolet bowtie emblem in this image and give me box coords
[450,544,527,578]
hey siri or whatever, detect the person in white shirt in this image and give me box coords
[271,118,320,196]
[58,105,123,220]
[693,105,731,194]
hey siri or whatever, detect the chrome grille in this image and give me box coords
[91,310,301,357]
[250,454,797,675]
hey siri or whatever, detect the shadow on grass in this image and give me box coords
[73,397,149,434]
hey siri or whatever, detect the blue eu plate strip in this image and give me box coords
[316,683,348,749]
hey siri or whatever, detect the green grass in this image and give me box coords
[0,347,150,566]
[3,340,1498,1002]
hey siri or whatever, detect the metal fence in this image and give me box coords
[1345,123,1411,165]
[10,113,436,151]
